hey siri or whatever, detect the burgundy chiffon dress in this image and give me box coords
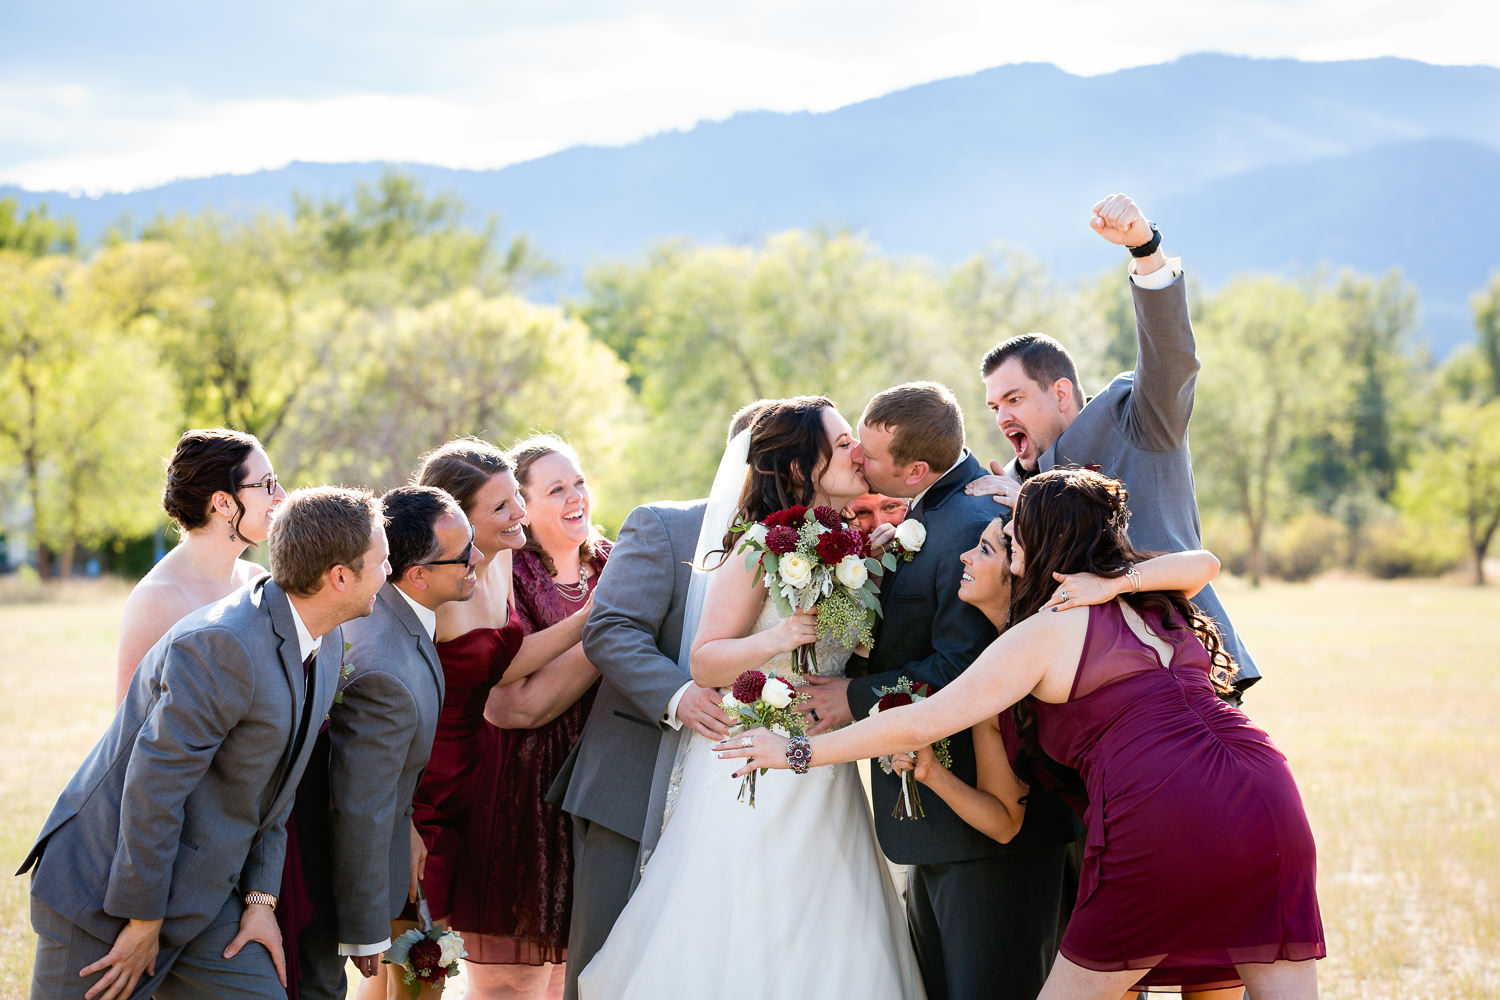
[1034,600,1324,991]
[409,607,525,920]
[450,543,610,965]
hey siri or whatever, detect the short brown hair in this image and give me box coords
[414,437,513,516]
[728,399,770,441]
[269,486,382,596]
[860,382,965,469]
[981,333,1085,408]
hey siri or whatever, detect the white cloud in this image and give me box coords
[2,0,1495,193]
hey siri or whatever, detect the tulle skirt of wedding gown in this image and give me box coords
[578,730,925,1000]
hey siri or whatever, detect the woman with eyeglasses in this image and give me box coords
[450,435,610,998]
[113,427,286,705]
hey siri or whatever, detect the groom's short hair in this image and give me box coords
[728,399,770,441]
[861,382,965,470]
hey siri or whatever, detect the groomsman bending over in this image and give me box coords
[21,486,388,1000]
[297,485,481,999]
[968,193,1258,690]
[800,383,1075,1000]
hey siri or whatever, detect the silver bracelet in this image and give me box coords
[786,734,813,774]
[1125,564,1143,593]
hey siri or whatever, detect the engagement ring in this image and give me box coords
[1059,590,1069,601]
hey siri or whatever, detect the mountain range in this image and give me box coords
[6,53,1499,355]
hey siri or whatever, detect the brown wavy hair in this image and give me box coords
[1007,467,1237,769]
[509,434,604,576]
[713,395,836,559]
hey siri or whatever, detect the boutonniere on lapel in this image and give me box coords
[330,641,356,712]
[882,520,927,567]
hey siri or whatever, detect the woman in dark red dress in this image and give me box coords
[724,467,1324,999]
[455,436,609,998]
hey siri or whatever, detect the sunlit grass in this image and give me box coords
[2,576,1497,999]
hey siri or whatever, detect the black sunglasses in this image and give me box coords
[236,473,280,497]
[423,525,476,568]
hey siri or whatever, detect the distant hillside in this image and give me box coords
[6,54,1499,354]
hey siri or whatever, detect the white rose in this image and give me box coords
[762,676,796,708]
[437,931,467,967]
[894,519,927,552]
[743,522,768,547]
[721,692,741,712]
[835,554,868,589]
[778,552,814,589]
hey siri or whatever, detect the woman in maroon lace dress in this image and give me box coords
[455,435,609,999]
[724,467,1324,1000]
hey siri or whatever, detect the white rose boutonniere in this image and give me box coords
[894,519,926,553]
[778,551,814,589]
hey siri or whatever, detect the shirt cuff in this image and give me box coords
[1128,256,1183,290]
[339,938,391,957]
[662,681,693,730]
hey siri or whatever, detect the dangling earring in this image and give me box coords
[228,519,239,542]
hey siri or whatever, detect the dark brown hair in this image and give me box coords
[716,395,835,556]
[382,485,463,580]
[509,434,604,576]
[980,333,1085,409]
[859,382,965,470]
[269,486,382,596]
[414,437,514,516]
[161,428,262,535]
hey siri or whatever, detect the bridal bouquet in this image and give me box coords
[735,504,883,673]
[721,668,808,807]
[870,677,952,820]
[383,926,466,997]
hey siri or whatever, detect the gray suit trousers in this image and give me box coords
[31,892,282,1000]
[562,819,639,1000]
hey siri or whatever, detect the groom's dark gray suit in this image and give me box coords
[549,499,705,1000]
[20,576,341,999]
[297,581,446,1000]
[846,454,1075,1000]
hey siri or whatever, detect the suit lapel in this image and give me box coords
[381,582,445,703]
[262,579,312,806]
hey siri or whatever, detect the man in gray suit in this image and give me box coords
[296,485,480,998]
[971,192,1258,689]
[20,486,389,1000]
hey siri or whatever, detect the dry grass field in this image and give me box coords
[1,575,1497,999]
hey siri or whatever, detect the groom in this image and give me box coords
[800,381,1073,1000]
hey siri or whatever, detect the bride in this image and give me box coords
[578,396,925,999]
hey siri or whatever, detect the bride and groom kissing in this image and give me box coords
[554,383,1070,1000]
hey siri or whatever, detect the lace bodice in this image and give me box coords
[751,595,854,679]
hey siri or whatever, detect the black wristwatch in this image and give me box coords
[1128,222,1162,258]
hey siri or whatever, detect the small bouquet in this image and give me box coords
[869,677,952,820]
[383,926,466,997]
[882,519,927,566]
[735,504,883,673]
[721,668,807,807]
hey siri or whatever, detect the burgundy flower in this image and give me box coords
[732,669,768,704]
[409,938,444,981]
[877,691,914,712]
[846,528,872,558]
[765,525,800,554]
[813,505,842,529]
[911,682,934,698]
[815,530,854,565]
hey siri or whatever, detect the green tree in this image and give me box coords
[0,198,77,256]
[1192,277,1342,585]
[1395,400,1500,584]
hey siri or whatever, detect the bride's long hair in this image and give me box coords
[711,395,835,559]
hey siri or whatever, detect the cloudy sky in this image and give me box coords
[3,0,1494,194]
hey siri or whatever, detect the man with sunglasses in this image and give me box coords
[295,485,481,1000]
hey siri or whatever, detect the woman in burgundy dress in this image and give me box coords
[357,437,592,1000]
[723,467,1324,999]
[455,436,609,999]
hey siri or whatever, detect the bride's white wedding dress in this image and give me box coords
[577,598,925,1000]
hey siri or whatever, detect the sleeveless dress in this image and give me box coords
[409,607,525,920]
[1035,601,1324,991]
[577,599,926,1000]
[451,543,610,964]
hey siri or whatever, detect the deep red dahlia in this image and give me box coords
[732,670,767,703]
[877,691,914,712]
[765,525,799,554]
[846,528,872,558]
[814,530,853,564]
[911,682,934,698]
[784,505,808,525]
[408,938,444,981]
[763,510,790,529]
[813,505,842,529]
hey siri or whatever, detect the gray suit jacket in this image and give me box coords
[550,501,705,844]
[1006,275,1260,687]
[18,576,340,949]
[323,582,445,942]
